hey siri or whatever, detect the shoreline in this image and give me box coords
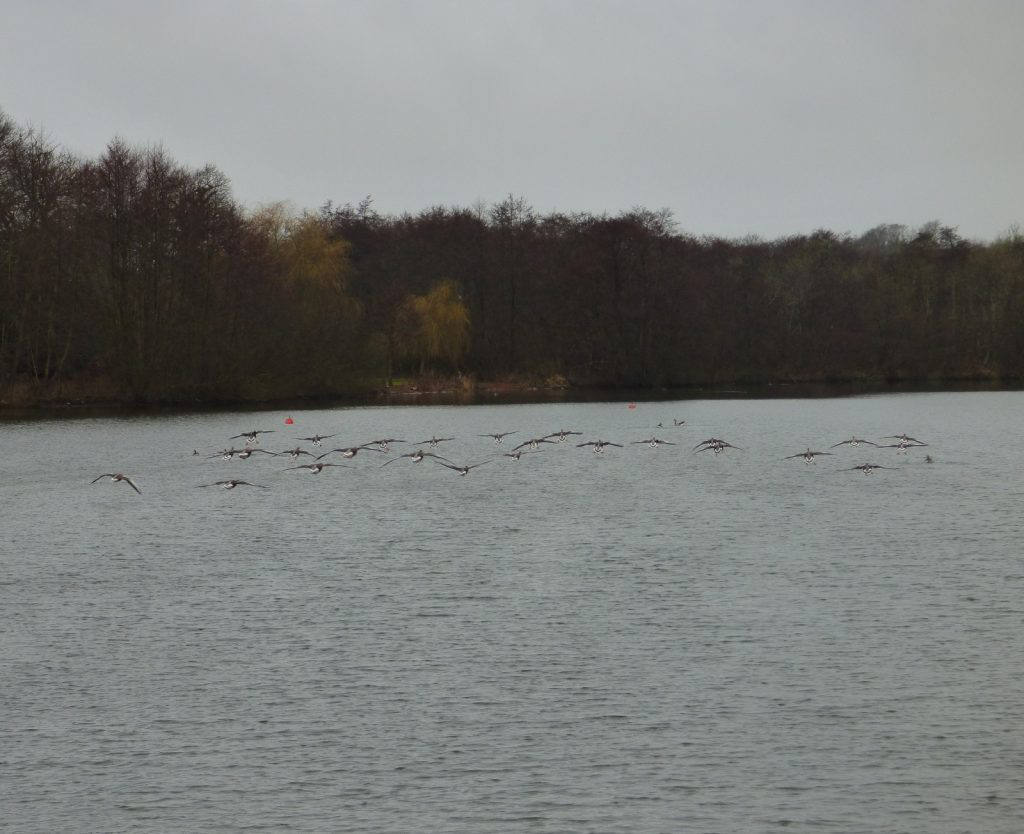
[2,375,1020,420]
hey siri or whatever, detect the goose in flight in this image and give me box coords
[512,437,557,451]
[315,445,382,460]
[297,433,336,447]
[503,449,542,461]
[91,473,142,494]
[368,438,406,452]
[415,435,455,447]
[884,433,927,446]
[633,437,677,448]
[830,436,880,448]
[209,447,245,460]
[879,440,926,453]
[236,447,279,460]
[479,431,517,444]
[783,448,834,463]
[577,440,624,453]
[693,438,742,454]
[381,449,453,467]
[843,463,896,475]
[230,429,276,444]
[434,459,494,476]
[543,430,583,442]
[199,479,267,489]
[280,446,315,459]
[285,462,349,474]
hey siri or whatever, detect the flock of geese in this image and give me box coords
[90,422,932,496]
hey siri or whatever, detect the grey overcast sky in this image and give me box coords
[3,0,1022,239]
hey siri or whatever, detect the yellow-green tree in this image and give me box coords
[245,204,361,393]
[399,279,470,373]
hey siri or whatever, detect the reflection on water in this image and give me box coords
[3,392,1023,832]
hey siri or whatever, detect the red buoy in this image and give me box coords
[284,416,294,425]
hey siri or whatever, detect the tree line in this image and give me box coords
[2,109,1023,405]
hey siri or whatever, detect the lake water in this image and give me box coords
[3,392,1023,832]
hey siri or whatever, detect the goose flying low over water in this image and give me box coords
[368,438,406,452]
[544,430,583,442]
[844,463,896,475]
[879,440,926,453]
[415,436,455,447]
[199,479,267,489]
[479,431,517,444]
[434,459,494,476]
[693,438,742,453]
[284,462,349,474]
[315,445,382,460]
[236,447,279,460]
[633,437,677,447]
[209,447,245,460]
[830,436,880,448]
[280,447,315,459]
[577,440,624,453]
[884,433,927,446]
[513,437,557,451]
[297,433,336,447]
[230,429,276,443]
[381,449,453,467]
[91,473,142,494]
[783,448,834,463]
[503,449,542,461]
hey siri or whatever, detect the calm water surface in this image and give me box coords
[3,392,1023,832]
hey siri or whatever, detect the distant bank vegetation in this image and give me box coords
[2,109,1023,407]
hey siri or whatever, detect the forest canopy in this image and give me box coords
[2,109,1023,405]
